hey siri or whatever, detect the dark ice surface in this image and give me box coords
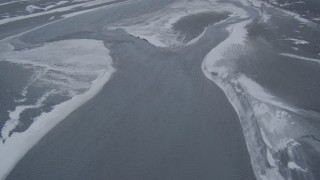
[173,12,230,43]
[0,62,32,133]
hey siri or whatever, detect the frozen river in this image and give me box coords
[1,0,320,179]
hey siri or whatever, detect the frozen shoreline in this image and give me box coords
[202,18,288,180]
[201,0,320,178]
[0,39,115,180]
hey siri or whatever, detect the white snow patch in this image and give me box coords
[260,13,271,22]
[14,98,27,103]
[44,1,69,11]
[203,20,250,72]
[253,103,269,115]
[293,1,305,4]
[260,129,272,148]
[252,102,289,133]
[288,162,307,172]
[237,76,274,103]
[267,149,277,167]
[1,91,55,141]
[26,5,43,13]
[276,138,300,151]
[0,39,115,180]
[62,0,133,18]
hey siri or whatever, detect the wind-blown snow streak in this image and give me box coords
[282,38,309,45]
[0,1,23,6]
[0,39,115,180]
[279,53,320,64]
